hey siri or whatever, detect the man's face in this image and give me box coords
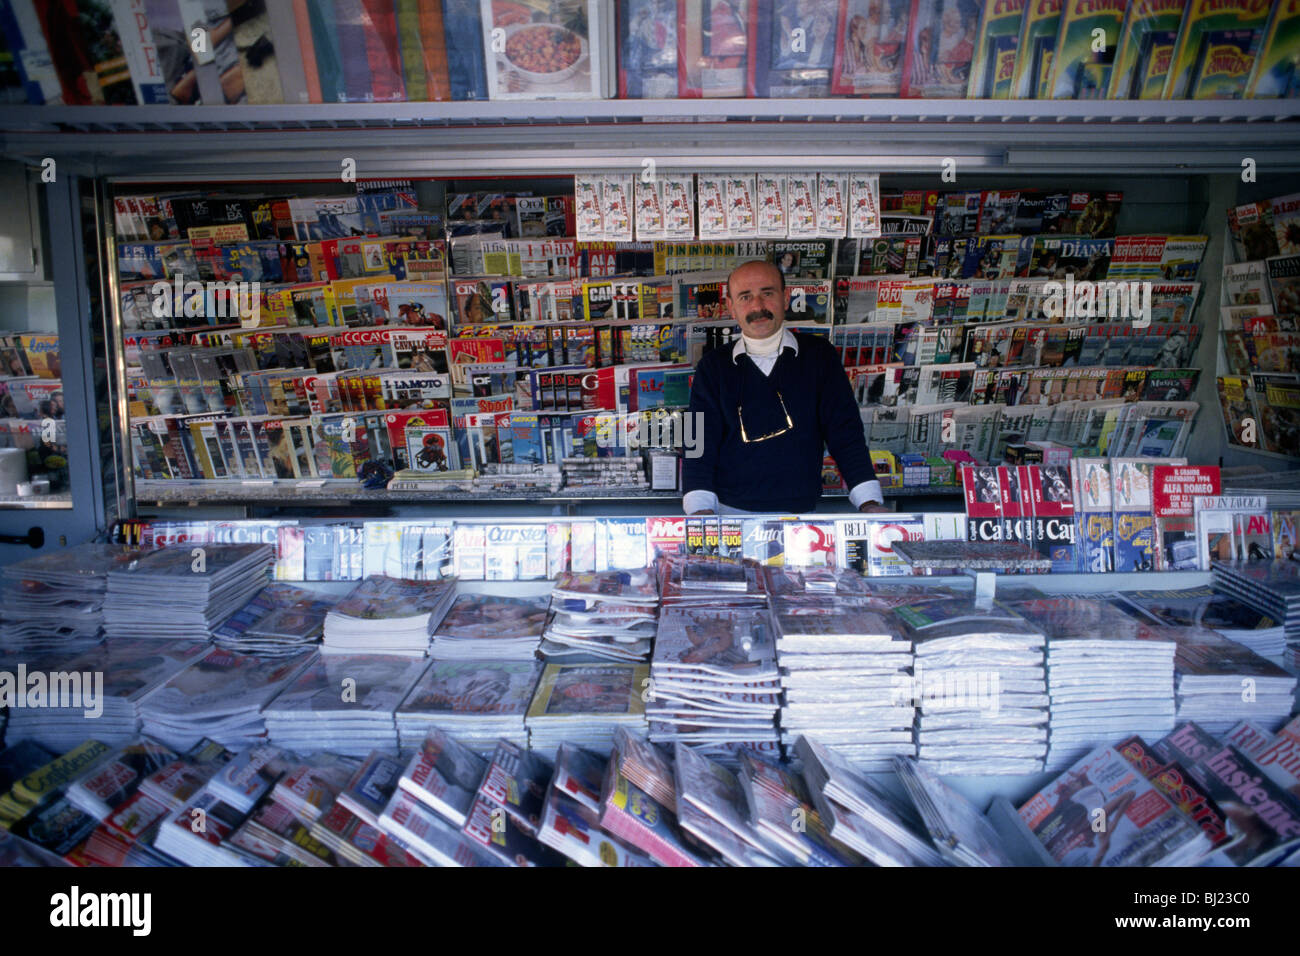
[727,262,786,340]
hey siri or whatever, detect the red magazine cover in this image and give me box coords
[961,464,1002,541]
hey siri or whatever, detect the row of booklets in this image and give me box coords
[4,714,1300,868]
[4,1,1298,108]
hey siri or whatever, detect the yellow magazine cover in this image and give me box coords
[1163,0,1272,99]
[1010,0,1063,98]
[968,0,1028,97]
[1047,0,1129,99]
[1244,0,1300,97]
[17,333,59,378]
[1107,0,1188,98]
[326,275,396,326]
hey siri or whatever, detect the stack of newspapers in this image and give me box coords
[796,736,945,867]
[104,544,274,641]
[894,597,1048,776]
[0,543,136,653]
[525,661,649,761]
[138,647,314,751]
[263,653,429,756]
[1,638,206,752]
[394,659,541,756]
[1008,595,1177,773]
[429,593,549,660]
[647,606,781,761]
[773,598,914,773]
[541,569,659,662]
[322,575,457,657]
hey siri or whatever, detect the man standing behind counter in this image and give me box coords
[682,259,888,516]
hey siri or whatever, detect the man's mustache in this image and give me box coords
[745,309,774,323]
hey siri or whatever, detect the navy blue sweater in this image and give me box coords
[683,332,877,513]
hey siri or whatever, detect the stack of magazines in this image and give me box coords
[597,733,705,867]
[138,647,314,751]
[672,742,782,866]
[1,638,206,752]
[1018,744,1214,867]
[735,749,862,866]
[894,598,1049,776]
[0,543,135,653]
[103,544,275,641]
[536,743,655,867]
[1162,628,1297,734]
[429,593,549,660]
[525,662,649,761]
[1210,561,1300,655]
[541,569,659,662]
[894,756,1015,867]
[774,599,914,773]
[658,554,767,608]
[263,654,430,756]
[1008,596,1177,773]
[394,659,541,756]
[796,736,945,867]
[213,583,336,659]
[65,740,177,821]
[322,575,457,657]
[374,729,506,867]
[1116,586,1287,659]
[647,607,781,761]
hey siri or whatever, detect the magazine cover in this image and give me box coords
[480,0,605,99]
[1108,0,1188,98]
[619,0,678,97]
[966,0,1025,97]
[754,0,838,96]
[1245,1,1300,98]
[1008,0,1061,99]
[1047,0,1127,99]
[527,662,648,717]
[829,0,913,95]
[1017,745,1208,866]
[1162,0,1272,100]
[900,0,981,98]
[679,0,752,97]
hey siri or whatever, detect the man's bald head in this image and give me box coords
[726,259,787,340]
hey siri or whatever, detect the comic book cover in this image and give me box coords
[900,0,981,98]
[1047,0,1127,98]
[967,0,1024,97]
[480,0,605,100]
[1245,0,1300,98]
[1108,0,1188,98]
[1189,26,1264,99]
[1163,0,1272,99]
[1007,0,1061,98]
[754,0,838,96]
[829,0,914,96]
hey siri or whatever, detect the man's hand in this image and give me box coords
[858,501,889,514]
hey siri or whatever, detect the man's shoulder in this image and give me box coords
[790,331,839,364]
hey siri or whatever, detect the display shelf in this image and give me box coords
[3,100,1299,178]
[131,480,962,508]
